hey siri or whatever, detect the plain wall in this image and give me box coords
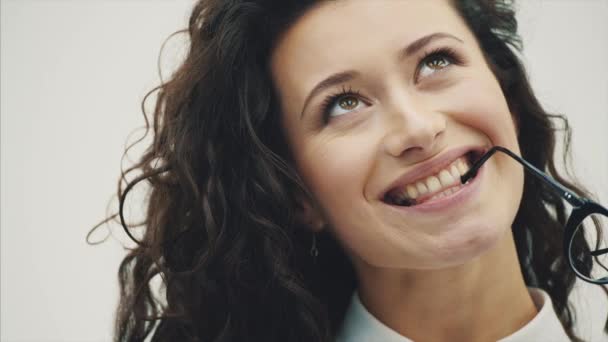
[1,1,607,341]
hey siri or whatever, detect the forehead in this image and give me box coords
[270,0,476,113]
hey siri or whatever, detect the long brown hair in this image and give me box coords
[90,0,608,341]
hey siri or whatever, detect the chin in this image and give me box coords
[422,221,510,270]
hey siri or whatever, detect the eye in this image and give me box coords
[320,86,366,121]
[330,95,362,117]
[416,47,462,81]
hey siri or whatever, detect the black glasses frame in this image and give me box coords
[461,146,608,285]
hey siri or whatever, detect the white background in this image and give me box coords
[1,1,607,341]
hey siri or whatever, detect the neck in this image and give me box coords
[354,229,537,342]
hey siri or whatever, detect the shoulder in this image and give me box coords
[569,281,608,342]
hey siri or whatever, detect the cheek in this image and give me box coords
[440,73,525,248]
[297,136,373,212]
[449,73,520,152]
[293,134,394,253]
[464,76,524,202]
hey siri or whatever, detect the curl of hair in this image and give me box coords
[91,0,608,341]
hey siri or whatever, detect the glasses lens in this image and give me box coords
[569,213,608,283]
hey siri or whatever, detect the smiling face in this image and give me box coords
[270,0,524,271]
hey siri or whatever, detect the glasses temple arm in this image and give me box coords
[591,247,608,257]
[460,146,585,207]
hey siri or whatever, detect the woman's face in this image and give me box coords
[270,0,524,270]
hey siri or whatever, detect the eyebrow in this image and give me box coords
[299,32,464,119]
[398,32,463,61]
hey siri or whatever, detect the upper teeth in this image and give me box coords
[394,157,471,201]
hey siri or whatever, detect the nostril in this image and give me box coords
[403,146,424,155]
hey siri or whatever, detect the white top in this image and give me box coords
[336,287,594,342]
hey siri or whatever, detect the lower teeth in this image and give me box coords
[393,185,464,207]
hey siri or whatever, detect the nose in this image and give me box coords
[382,101,447,158]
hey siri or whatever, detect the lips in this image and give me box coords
[381,146,486,207]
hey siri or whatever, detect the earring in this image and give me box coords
[310,233,319,259]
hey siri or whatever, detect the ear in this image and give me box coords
[294,194,326,233]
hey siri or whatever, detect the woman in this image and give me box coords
[103,0,608,341]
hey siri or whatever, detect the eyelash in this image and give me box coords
[319,47,463,123]
[320,85,362,122]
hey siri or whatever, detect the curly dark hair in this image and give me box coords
[89,0,608,341]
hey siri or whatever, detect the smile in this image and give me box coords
[382,147,486,207]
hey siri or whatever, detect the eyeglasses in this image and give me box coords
[461,146,608,285]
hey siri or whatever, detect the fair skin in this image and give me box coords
[271,1,535,341]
